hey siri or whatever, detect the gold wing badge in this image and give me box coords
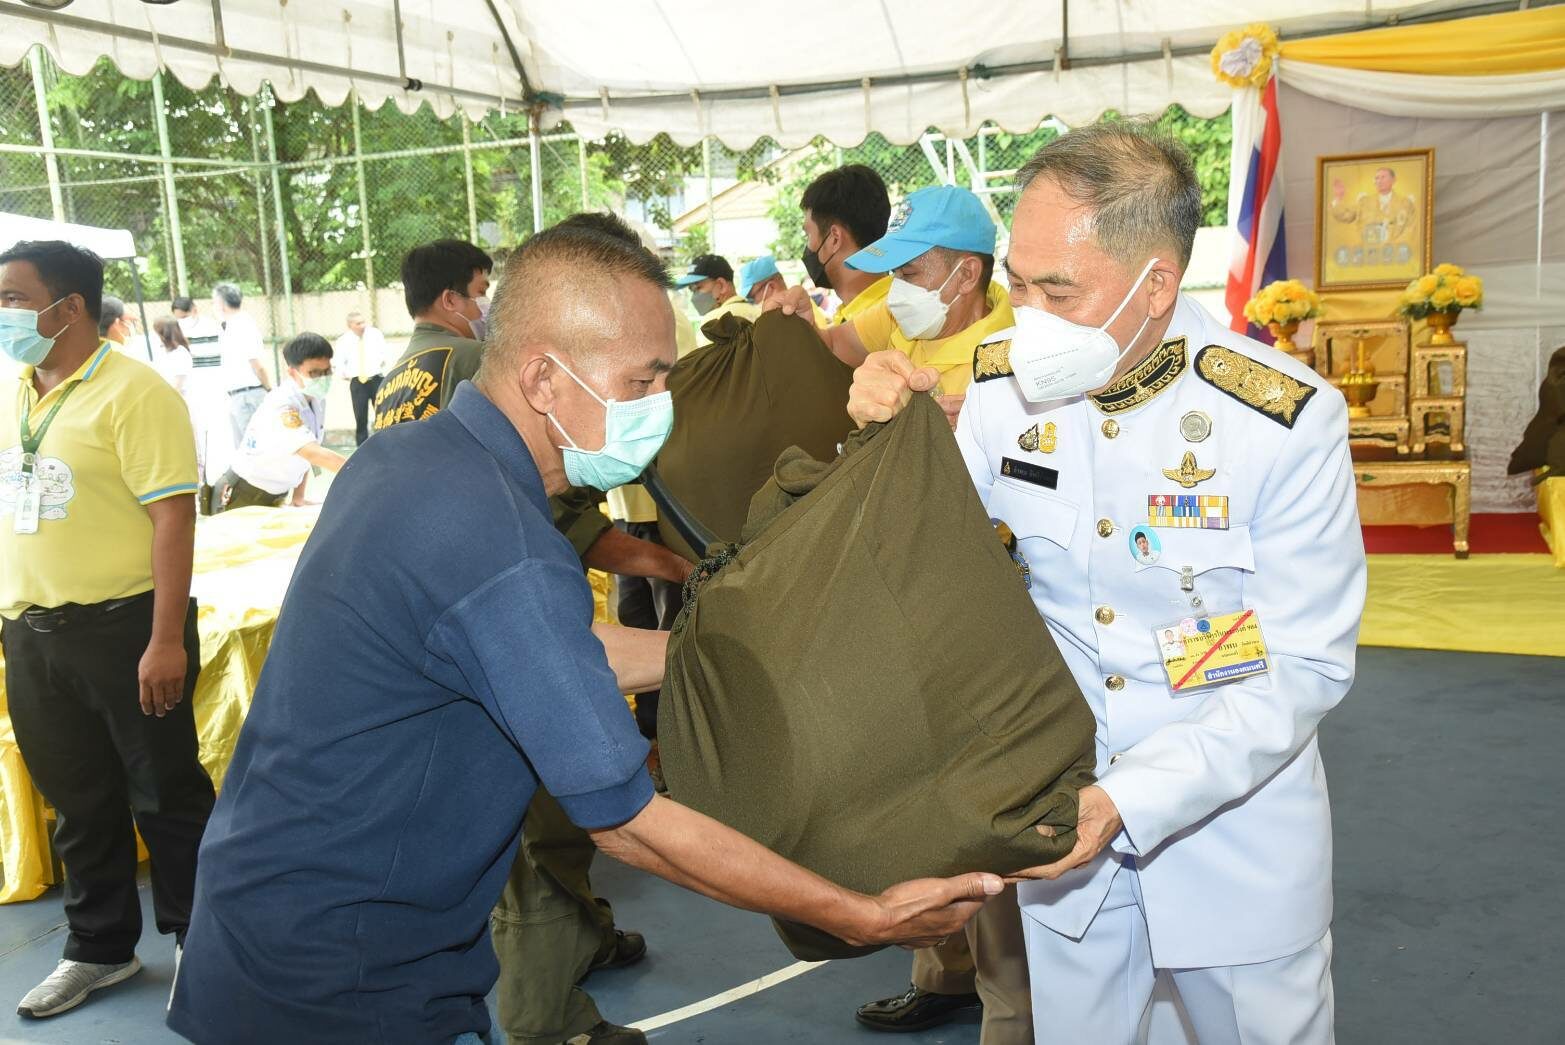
[1163,451,1215,489]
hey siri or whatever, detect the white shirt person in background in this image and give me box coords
[215,333,345,512]
[211,282,272,446]
[333,311,388,446]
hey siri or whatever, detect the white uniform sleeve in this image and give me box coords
[1098,390,1366,856]
[265,396,318,457]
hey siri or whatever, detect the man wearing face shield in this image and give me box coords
[672,254,759,348]
[773,185,1014,433]
[166,223,1001,1045]
[845,122,1363,1044]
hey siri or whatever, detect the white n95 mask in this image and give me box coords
[1008,258,1159,403]
[887,262,963,341]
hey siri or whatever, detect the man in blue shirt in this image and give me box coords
[167,222,1000,1045]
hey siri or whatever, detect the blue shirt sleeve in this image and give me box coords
[423,556,654,829]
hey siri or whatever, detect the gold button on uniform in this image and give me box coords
[1101,419,1120,439]
[1105,675,1126,691]
[1095,606,1115,625]
[1096,518,1114,538]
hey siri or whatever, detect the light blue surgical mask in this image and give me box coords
[546,354,673,492]
[304,375,332,399]
[0,299,69,366]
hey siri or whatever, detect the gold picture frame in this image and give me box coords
[1314,148,1434,292]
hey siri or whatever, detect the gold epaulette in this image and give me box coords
[973,339,1012,383]
[1194,345,1317,428]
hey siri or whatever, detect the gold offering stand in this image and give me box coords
[1314,320,1471,556]
[1316,320,1411,454]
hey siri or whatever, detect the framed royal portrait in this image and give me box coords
[1314,148,1434,292]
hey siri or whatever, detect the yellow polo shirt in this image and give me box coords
[1,341,199,619]
[833,275,892,327]
[851,282,1014,395]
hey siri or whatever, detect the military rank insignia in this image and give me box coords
[1018,422,1056,453]
[1148,494,1230,529]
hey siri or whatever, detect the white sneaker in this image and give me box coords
[17,957,142,1019]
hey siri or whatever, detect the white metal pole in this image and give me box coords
[27,47,65,223]
[462,114,479,243]
[529,113,545,233]
[262,86,295,340]
[350,91,378,325]
[703,137,715,254]
[1537,111,1550,300]
[151,71,190,295]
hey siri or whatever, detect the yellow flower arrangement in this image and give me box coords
[1243,279,1322,327]
[1211,24,1281,89]
[1398,263,1484,319]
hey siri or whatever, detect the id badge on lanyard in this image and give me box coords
[14,380,78,535]
[13,468,40,534]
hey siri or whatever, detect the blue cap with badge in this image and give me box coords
[736,255,781,299]
[845,185,997,273]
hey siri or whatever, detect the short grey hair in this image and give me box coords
[1015,121,1202,267]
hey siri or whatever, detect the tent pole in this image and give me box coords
[27,47,65,223]
[1538,111,1549,300]
[528,112,545,232]
[151,71,190,296]
[462,114,479,243]
[703,138,715,255]
[262,85,295,357]
[350,91,377,325]
[246,98,278,355]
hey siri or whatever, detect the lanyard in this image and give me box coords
[18,380,80,477]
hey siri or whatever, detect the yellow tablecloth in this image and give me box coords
[0,507,617,903]
[1539,476,1565,569]
[0,507,317,903]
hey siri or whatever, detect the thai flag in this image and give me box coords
[1225,77,1288,339]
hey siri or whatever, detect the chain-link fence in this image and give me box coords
[0,50,1229,353]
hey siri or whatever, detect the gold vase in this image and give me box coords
[1267,319,1313,368]
[1425,309,1460,346]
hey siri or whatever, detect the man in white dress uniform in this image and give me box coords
[844,122,1366,1045]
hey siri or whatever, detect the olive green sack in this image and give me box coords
[659,393,1097,960]
[655,311,856,561]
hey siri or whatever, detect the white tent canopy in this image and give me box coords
[0,0,1506,144]
[0,210,136,259]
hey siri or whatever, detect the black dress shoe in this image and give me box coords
[855,983,982,1032]
[563,1021,648,1044]
[587,929,647,974]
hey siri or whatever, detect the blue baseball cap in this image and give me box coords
[736,255,781,299]
[846,185,996,273]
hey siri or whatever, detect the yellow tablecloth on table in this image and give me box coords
[1539,476,1565,569]
[0,507,317,903]
[0,507,617,903]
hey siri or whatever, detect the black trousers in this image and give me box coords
[350,375,383,446]
[0,593,214,964]
[613,521,684,739]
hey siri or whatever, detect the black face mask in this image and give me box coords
[802,230,838,290]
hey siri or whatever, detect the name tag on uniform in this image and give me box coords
[999,457,1058,490]
[1154,608,1271,693]
[13,479,40,534]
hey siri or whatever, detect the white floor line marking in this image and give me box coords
[628,959,831,1032]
